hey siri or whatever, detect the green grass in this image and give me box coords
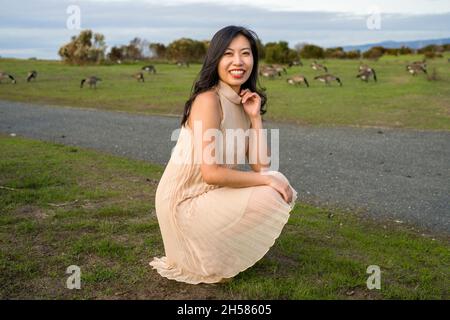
[0,55,449,130]
[0,133,448,299]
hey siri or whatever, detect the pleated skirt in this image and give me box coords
[150,170,298,284]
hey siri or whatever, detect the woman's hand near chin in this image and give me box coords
[239,88,261,120]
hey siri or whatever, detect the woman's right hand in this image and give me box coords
[265,174,293,204]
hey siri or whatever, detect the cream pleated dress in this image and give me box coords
[150,79,298,284]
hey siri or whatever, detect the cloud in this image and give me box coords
[87,0,450,15]
[0,0,449,59]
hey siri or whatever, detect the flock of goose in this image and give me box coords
[0,59,431,89]
[259,60,347,87]
[259,59,430,88]
[80,65,157,88]
[0,70,37,84]
[0,65,158,89]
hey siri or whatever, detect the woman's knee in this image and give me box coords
[251,185,282,202]
[263,171,291,185]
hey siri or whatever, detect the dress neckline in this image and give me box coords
[217,79,242,105]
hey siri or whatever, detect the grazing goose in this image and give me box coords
[80,76,101,89]
[133,72,145,82]
[258,65,271,74]
[311,61,328,72]
[260,67,281,79]
[286,75,309,87]
[406,63,427,76]
[26,70,38,82]
[314,74,342,86]
[357,68,377,82]
[270,64,287,75]
[0,72,16,84]
[359,63,373,72]
[411,60,426,69]
[406,60,427,75]
[142,65,156,73]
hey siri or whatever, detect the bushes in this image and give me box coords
[58,30,106,65]
[58,30,449,66]
[165,38,207,63]
[299,44,325,59]
[362,46,385,60]
[265,41,299,64]
[325,47,361,59]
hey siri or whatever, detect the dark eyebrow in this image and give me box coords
[225,47,251,51]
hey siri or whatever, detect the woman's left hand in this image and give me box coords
[239,89,261,119]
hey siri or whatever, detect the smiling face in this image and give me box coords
[217,34,254,94]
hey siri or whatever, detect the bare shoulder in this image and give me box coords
[192,89,220,108]
[189,89,222,128]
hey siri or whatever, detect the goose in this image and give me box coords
[260,68,281,79]
[26,70,38,82]
[0,72,16,84]
[133,72,145,82]
[80,76,101,89]
[259,65,282,77]
[286,75,309,87]
[311,61,328,72]
[314,74,342,86]
[357,68,377,82]
[411,60,426,69]
[142,65,156,73]
[258,65,272,73]
[270,64,287,75]
[406,64,427,76]
[358,63,373,72]
[406,60,427,75]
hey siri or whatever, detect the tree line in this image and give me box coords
[58,30,450,65]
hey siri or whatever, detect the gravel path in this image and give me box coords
[1,100,449,234]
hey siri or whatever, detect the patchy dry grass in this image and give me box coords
[0,134,448,299]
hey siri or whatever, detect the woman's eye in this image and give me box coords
[225,52,232,56]
[243,52,250,55]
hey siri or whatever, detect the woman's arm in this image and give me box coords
[238,89,271,172]
[188,90,292,202]
[247,115,271,172]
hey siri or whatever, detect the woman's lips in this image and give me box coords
[229,69,245,79]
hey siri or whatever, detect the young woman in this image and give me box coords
[150,25,297,284]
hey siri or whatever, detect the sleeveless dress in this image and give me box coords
[150,79,298,284]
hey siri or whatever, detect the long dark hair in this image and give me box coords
[180,25,267,128]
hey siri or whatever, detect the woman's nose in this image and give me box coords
[232,54,244,65]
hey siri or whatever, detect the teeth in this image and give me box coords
[230,70,244,75]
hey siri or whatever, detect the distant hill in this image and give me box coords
[342,38,450,52]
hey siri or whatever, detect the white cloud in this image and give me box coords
[1,0,449,59]
[87,0,450,14]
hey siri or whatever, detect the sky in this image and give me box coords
[0,0,449,59]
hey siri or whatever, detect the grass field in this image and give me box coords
[1,54,449,130]
[1,134,448,299]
